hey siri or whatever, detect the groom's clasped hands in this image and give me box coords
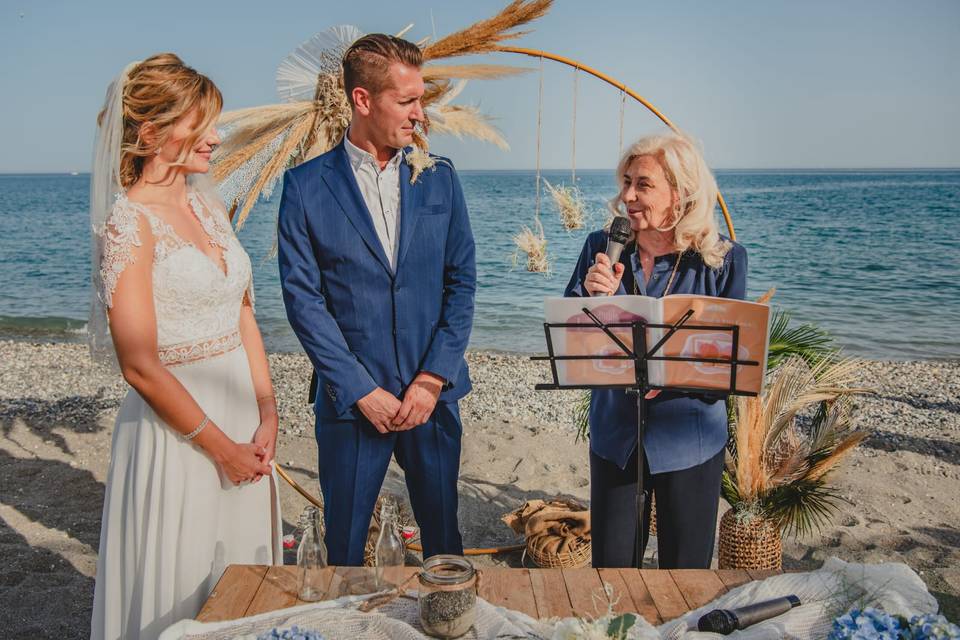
[356,372,445,434]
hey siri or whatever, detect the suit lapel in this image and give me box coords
[396,155,421,270]
[320,142,392,274]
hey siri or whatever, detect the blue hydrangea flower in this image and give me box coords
[828,607,907,640]
[907,613,960,640]
[256,625,326,640]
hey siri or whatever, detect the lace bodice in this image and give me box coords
[98,190,254,366]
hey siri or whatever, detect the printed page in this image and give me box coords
[659,295,770,395]
[543,296,664,387]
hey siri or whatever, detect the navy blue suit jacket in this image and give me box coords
[277,140,476,421]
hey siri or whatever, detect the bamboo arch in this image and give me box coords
[495,45,736,240]
[273,41,737,557]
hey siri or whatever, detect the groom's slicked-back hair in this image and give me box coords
[342,34,423,106]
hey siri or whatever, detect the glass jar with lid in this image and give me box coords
[418,554,477,639]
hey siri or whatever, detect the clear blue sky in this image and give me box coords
[2,0,958,172]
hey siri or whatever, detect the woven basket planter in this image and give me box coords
[528,535,592,568]
[717,508,782,570]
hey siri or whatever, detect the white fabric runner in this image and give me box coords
[160,558,939,640]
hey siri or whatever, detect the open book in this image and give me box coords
[543,294,770,395]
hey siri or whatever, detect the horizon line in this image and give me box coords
[3,167,960,176]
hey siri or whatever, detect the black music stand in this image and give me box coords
[532,306,761,568]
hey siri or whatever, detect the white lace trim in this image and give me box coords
[158,330,242,367]
[97,198,143,308]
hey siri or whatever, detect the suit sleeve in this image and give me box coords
[420,165,476,385]
[277,170,378,412]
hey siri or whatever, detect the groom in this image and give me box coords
[277,34,476,565]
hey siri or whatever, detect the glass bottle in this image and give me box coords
[374,500,405,588]
[297,505,328,601]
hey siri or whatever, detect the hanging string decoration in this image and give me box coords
[212,0,553,228]
[513,55,550,273]
[543,66,586,231]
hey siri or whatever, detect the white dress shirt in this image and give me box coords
[344,134,403,270]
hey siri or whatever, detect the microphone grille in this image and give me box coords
[609,216,631,244]
[697,609,737,634]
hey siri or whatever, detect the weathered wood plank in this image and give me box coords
[328,566,379,597]
[669,569,728,611]
[715,569,753,591]
[561,568,605,617]
[196,565,268,622]
[639,569,688,622]
[198,565,784,625]
[597,569,638,616]
[246,566,299,616]
[294,566,337,607]
[478,568,539,619]
[381,565,419,592]
[529,568,574,620]
[747,569,780,582]
[616,569,663,625]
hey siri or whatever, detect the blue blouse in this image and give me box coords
[564,230,748,473]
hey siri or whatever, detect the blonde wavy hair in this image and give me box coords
[98,53,223,188]
[608,132,730,269]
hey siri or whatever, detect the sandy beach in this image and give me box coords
[1,340,958,638]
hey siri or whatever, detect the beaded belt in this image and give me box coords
[158,330,242,367]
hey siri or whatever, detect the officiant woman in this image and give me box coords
[564,132,747,569]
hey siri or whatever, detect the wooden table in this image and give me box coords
[198,565,780,626]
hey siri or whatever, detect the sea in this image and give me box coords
[1,169,958,360]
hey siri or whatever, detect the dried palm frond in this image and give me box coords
[428,104,508,149]
[423,0,552,61]
[212,2,546,224]
[422,63,530,82]
[422,79,453,106]
[542,178,586,230]
[755,287,776,305]
[723,355,871,538]
[512,221,550,273]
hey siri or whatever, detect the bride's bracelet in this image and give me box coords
[184,414,210,441]
[256,394,276,406]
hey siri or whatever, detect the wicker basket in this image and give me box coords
[504,498,592,569]
[717,508,782,570]
[527,535,592,568]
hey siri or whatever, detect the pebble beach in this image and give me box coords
[1,340,958,638]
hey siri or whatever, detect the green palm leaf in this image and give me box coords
[767,309,838,370]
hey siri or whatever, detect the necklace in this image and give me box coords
[633,250,682,297]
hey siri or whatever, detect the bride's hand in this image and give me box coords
[251,416,278,483]
[216,441,272,485]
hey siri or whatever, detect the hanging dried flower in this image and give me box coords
[543,178,586,230]
[512,221,550,273]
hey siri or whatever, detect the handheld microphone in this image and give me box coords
[697,595,801,634]
[605,216,632,264]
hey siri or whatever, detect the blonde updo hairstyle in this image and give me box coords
[608,133,730,269]
[99,53,223,189]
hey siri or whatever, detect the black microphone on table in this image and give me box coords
[697,595,801,634]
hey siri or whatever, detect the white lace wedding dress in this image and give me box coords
[90,189,282,640]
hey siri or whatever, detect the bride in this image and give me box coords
[89,54,281,640]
